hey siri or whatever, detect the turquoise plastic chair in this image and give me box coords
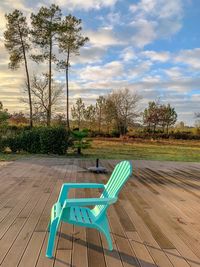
[46,160,132,258]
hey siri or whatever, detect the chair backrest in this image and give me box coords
[92,160,132,217]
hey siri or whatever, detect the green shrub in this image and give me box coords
[4,126,70,155]
[6,136,22,153]
[71,130,91,155]
[20,129,41,153]
[0,137,7,152]
[40,127,69,155]
[111,130,120,138]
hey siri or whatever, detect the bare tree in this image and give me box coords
[71,98,85,130]
[84,104,96,130]
[96,96,105,132]
[23,74,63,125]
[106,88,142,135]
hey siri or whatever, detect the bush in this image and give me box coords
[71,130,90,155]
[4,126,70,155]
[5,136,22,153]
[40,127,68,155]
[20,129,41,153]
[170,131,200,140]
[126,130,200,140]
[0,137,7,152]
[111,130,120,138]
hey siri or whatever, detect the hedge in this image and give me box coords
[1,126,70,155]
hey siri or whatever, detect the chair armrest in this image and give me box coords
[63,197,117,207]
[58,183,105,205]
[62,183,105,189]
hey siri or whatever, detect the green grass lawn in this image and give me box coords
[1,138,200,162]
[83,139,200,162]
[0,153,24,161]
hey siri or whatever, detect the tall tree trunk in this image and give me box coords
[98,108,101,132]
[153,124,156,133]
[19,26,33,128]
[166,124,169,134]
[65,48,70,131]
[24,55,33,128]
[65,66,70,131]
[47,38,52,127]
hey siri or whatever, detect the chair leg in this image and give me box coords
[99,220,113,251]
[46,218,59,258]
[47,220,51,232]
[103,229,113,251]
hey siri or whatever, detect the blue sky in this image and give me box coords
[0,0,200,125]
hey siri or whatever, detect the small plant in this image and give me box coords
[71,129,91,155]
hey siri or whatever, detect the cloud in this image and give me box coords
[130,19,157,47]
[130,0,183,20]
[164,67,183,79]
[107,12,121,25]
[71,46,106,65]
[129,0,184,47]
[128,61,153,79]
[85,28,122,47]
[141,50,170,62]
[175,48,200,70]
[79,61,124,81]
[47,0,117,10]
[120,47,136,62]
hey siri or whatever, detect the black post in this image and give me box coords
[96,158,99,168]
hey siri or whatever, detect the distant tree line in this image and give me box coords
[4,6,88,128]
[70,89,178,135]
[143,101,177,134]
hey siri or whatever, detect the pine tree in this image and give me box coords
[4,10,33,127]
[58,15,89,130]
[31,4,62,126]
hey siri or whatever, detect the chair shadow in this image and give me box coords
[59,232,157,267]
[111,232,200,267]
[54,258,74,267]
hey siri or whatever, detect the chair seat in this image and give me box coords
[69,206,95,225]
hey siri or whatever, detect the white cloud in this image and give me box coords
[85,28,122,47]
[164,67,183,79]
[141,75,161,83]
[71,46,106,65]
[175,48,200,70]
[130,19,157,47]
[47,0,117,10]
[128,61,153,78]
[129,0,184,47]
[106,12,121,26]
[79,61,124,81]
[141,50,170,62]
[130,0,183,20]
[120,47,136,62]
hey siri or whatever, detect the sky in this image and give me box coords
[0,0,200,125]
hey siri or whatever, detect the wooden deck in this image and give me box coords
[0,158,200,267]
